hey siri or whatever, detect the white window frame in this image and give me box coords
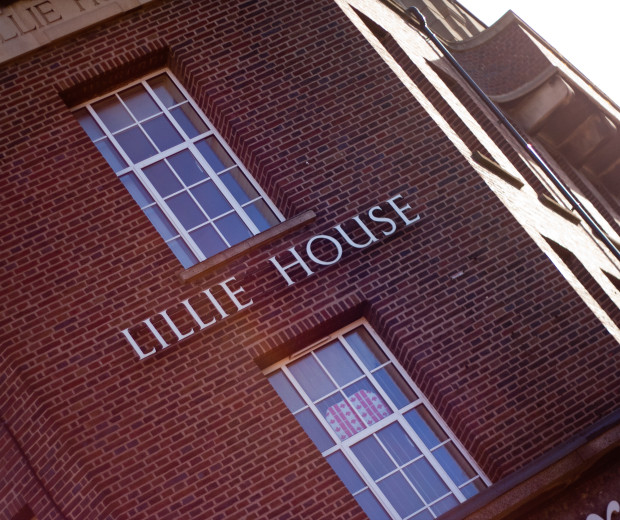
[265,319,491,520]
[73,69,283,267]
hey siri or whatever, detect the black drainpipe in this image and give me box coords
[406,6,620,265]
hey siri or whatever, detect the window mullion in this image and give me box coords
[170,73,285,222]
[206,217,234,248]
[266,320,489,520]
[396,415,467,502]
[310,350,375,432]
[186,141,261,235]
[86,105,134,174]
[373,432,430,511]
[166,73,218,135]
[280,365,343,450]
[167,163,234,250]
[340,412,406,447]
[340,331,404,415]
[397,400,424,416]
[135,140,195,167]
[142,80,197,142]
[362,327,491,488]
[86,105,207,261]
[76,69,282,268]
[114,91,164,155]
[151,75,263,235]
[134,165,206,261]
[341,443,402,520]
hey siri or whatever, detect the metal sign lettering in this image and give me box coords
[587,500,619,520]
[121,194,422,360]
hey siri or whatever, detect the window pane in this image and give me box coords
[460,479,485,498]
[168,237,198,268]
[268,372,305,413]
[171,103,208,138]
[75,72,279,269]
[289,354,336,402]
[120,85,160,121]
[326,452,365,494]
[294,408,334,452]
[431,494,459,516]
[220,167,259,204]
[244,199,279,232]
[316,341,363,386]
[264,323,486,520]
[143,161,183,197]
[196,136,235,172]
[376,422,421,466]
[142,115,183,152]
[213,212,252,246]
[191,181,232,219]
[143,206,176,241]
[318,392,365,440]
[404,407,447,449]
[354,490,391,520]
[115,126,157,163]
[166,192,207,229]
[433,443,477,486]
[93,96,133,132]
[377,472,423,518]
[374,366,415,409]
[189,224,227,259]
[148,74,185,107]
[345,328,388,370]
[403,458,449,502]
[75,109,104,140]
[343,380,390,427]
[95,139,127,172]
[168,149,207,186]
[410,510,434,520]
[351,436,395,480]
[120,173,153,207]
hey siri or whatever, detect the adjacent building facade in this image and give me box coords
[1,0,619,519]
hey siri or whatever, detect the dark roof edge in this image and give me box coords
[441,408,620,520]
[439,7,620,114]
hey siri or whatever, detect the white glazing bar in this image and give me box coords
[280,364,343,449]
[186,140,261,236]
[75,69,285,265]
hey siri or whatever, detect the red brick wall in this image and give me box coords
[1,0,619,518]
[449,20,550,97]
[0,423,64,519]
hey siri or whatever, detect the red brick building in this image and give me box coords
[1,1,619,519]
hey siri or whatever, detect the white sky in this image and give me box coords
[457,0,620,106]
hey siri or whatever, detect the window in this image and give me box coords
[266,321,488,520]
[74,71,282,268]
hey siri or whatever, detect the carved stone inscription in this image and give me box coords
[0,0,156,64]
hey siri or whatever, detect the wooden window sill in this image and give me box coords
[538,193,581,224]
[179,210,316,282]
[472,151,525,189]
